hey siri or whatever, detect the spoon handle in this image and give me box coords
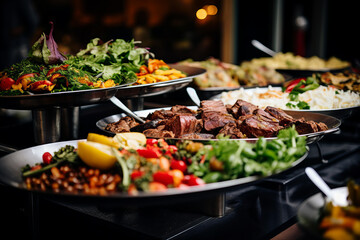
[251,40,277,57]
[305,167,335,202]
[186,87,201,107]
[109,97,145,124]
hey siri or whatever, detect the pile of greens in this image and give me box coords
[65,38,154,85]
[186,126,308,183]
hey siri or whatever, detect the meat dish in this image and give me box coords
[105,99,328,139]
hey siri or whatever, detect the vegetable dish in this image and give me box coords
[22,128,307,195]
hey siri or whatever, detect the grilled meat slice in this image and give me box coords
[147,109,175,120]
[105,116,139,133]
[143,129,175,138]
[264,106,294,126]
[202,111,236,132]
[228,99,258,118]
[171,105,197,114]
[200,100,228,114]
[217,122,245,139]
[293,118,319,134]
[167,115,202,137]
[182,133,215,139]
[239,115,283,138]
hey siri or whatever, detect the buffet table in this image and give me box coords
[0,90,359,239]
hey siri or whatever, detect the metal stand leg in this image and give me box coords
[316,141,328,163]
[125,98,144,111]
[28,192,40,239]
[32,107,61,144]
[198,192,227,217]
[61,107,80,140]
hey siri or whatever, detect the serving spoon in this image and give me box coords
[305,167,347,206]
[251,40,277,57]
[186,87,201,107]
[109,96,145,124]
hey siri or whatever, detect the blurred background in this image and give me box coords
[0,0,359,70]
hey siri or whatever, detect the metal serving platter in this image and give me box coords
[115,64,206,99]
[0,64,205,110]
[0,82,132,110]
[0,139,307,205]
[96,106,341,144]
[275,66,351,78]
[210,86,360,120]
[297,186,348,238]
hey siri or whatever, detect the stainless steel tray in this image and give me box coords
[96,106,341,144]
[0,139,307,206]
[115,64,206,99]
[0,83,132,110]
[210,87,360,120]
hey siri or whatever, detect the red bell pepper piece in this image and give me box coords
[130,170,144,180]
[136,148,161,158]
[146,138,158,146]
[15,73,38,84]
[285,78,306,93]
[152,171,174,186]
[46,64,69,77]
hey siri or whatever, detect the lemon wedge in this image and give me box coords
[87,133,121,148]
[113,132,146,149]
[77,141,117,170]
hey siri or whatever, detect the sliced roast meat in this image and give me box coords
[167,115,202,137]
[147,109,175,120]
[293,118,320,134]
[130,119,164,132]
[316,122,328,131]
[105,116,139,133]
[200,100,228,114]
[239,115,283,138]
[143,129,175,138]
[254,109,280,124]
[171,105,196,114]
[217,122,245,139]
[202,111,236,132]
[182,133,215,139]
[264,106,294,126]
[228,99,258,118]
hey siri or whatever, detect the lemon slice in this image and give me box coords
[77,141,117,170]
[87,133,121,148]
[113,132,146,149]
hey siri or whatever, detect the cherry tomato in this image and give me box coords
[159,156,170,171]
[130,170,144,180]
[148,182,167,192]
[42,152,53,164]
[170,169,184,187]
[0,77,15,91]
[182,175,205,186]
[127,184,138,195]
[152,171,173,186]
[170,159,187,172]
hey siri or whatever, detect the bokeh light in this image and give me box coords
[196,9,207,20]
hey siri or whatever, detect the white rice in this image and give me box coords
[219,86,360,110]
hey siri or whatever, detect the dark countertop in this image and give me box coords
[0,92,359,240]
